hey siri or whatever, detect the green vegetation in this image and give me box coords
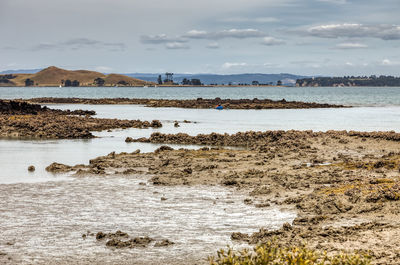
[157,75,163,85]
[24,78,34,86]
[181,78,203,86]
[64,79,80,87]
[0,74,15,84]
[94,77,105,86]
[117,80,129,86]
[209,242,371,265]
[297,75,400,87]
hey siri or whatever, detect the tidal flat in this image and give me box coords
[1,95,400,264]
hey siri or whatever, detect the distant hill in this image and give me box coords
[0,66,152,87]
[126,73,308,85]
[0,69,42,74]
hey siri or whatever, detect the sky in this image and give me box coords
[0,0,399,76]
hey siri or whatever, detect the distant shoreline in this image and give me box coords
[25,97,348,109]
[0,84,287,88]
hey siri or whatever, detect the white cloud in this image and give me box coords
[30,38,125,51]
[206,42,220,49]
[184,29,266,40]
[94,66,113,72]
[317,0,347,4]
[260,37,286,46]
[345,62,354,66]
[165,42,190,49]
[381,59,400,66]
[335,43,368,49]
[306,23,400,40]
[222,62,248,69]
[217,29,266,39]
[184,30,208,39]
[140,34,187,44]
[263,62,278,67]
[220,17,279,23]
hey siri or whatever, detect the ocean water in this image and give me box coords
[1,86,400,106]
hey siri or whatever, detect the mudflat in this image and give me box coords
[45,130,400,264]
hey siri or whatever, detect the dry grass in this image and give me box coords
[1,66,152,86]
[209,242,371,265]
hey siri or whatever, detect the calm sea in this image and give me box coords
[1,86,400,106]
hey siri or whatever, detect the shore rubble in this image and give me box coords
[27,97,347,109]
[0,100,162,139]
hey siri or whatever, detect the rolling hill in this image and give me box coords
[0,66,152,87]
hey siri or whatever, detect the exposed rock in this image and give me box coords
[154,145,174,153]
[45,162,72,173]
[154,239,175,247]
[0,100,162,139]
[27,97,347,109]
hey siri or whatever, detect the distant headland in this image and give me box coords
[0,66,154,87]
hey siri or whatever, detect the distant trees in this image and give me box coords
[277,80,282,86]
[71,80,80,87]
[181,78,203,86]
[0,74,15,84]
[64,80,80,87]
[190,79,202,86]
[94,77,105,86]
[117,80,129,86]
[157,75,163,85]
[24,78,34,86]
[181,78,190,85]
[296,75,400,87]
[252,81,259,86]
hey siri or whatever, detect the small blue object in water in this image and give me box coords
[216,105,223,110]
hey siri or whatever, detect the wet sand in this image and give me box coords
[45,130,400,264]
[26,97,347,109]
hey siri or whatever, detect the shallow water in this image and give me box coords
[1,104,400,184]
[0,176,296,264]
[0,136,204,184]
[2,86,400,106]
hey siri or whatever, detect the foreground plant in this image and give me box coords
[209,241,371,265]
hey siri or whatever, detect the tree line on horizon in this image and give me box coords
[296,75,400,87]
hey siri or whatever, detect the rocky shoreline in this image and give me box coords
[26,97,347,109]
[0,100,162,139]
[46,130,400,264]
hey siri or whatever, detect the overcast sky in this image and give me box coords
[1,0,399,75]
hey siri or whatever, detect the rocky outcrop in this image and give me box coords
[127,130,400,150]
[0,99,95,115]
[27,97,347,109]
[0,100,162,139]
